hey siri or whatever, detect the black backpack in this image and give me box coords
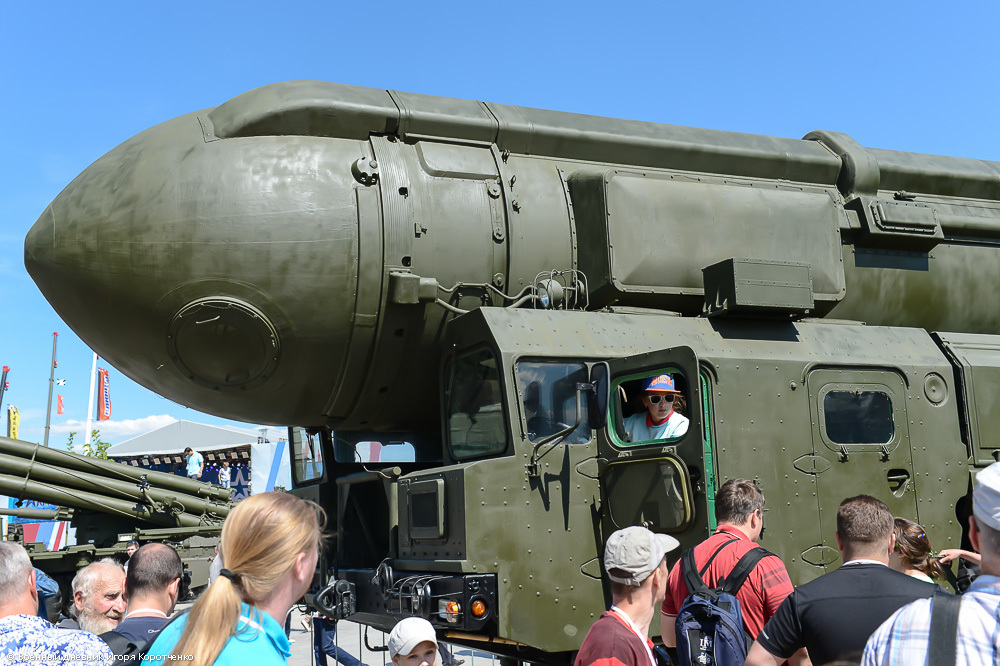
[98,630,148,659]
[674,539,774,666]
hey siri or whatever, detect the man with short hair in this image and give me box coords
[112,543,183,644]
[0,541,114,665]
[660,479,801,658]
[184,446,204,479]
[864,462,1000,665]
[60,558,126,634]
[746,495,936,666]
[623,375,689,442]
[575,526,680,666]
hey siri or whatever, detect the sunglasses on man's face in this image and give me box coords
[647,394,675,404]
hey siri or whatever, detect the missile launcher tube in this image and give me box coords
[0,437,231,503]
[0,451,230,519]
[0,472,203,528]
[0,507,68,520]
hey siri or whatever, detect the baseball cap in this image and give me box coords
[604,526,680,586]
[644,375,680,394]
[973,462,1000,532]
[388,617,438,658]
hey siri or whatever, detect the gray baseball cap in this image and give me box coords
[604,525,680,586]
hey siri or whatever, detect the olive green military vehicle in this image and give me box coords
[25,81,1000,663]
[0,436,231,608]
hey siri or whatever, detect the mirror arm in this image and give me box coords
[526,384,589,478]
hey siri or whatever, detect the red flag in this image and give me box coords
[97,369,111,421]
[57,395,64,415]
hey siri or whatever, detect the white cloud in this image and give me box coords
[49,414,178,442]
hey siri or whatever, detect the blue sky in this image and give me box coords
[1,1,997,446]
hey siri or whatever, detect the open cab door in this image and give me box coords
[598,346,703,539]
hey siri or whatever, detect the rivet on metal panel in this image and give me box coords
[493,273,505,287]
[488,183,501,199]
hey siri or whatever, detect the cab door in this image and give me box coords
[598,347,706,540]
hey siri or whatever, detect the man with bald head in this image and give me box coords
[59,558,126,634]
[112,543,183,643]
[0,541,114,665]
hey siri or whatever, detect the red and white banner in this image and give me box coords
[56,395,64,415]
[97,368,111,421]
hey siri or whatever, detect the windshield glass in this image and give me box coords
[516,361,591,443]
[447,349,507,459]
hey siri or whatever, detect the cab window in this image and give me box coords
[822,390,894,444]
[447,348,507,460]
[516,361,591,443]
[612,370,690,447]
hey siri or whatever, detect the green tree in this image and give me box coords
[66,430,110,459]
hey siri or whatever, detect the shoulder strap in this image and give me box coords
[98,630,146,657]
[718,547,774,596]
[928,589,960,666]
[681,538,738,597]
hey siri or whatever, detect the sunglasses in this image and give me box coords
[647,394,675,404]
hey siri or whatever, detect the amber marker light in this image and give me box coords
[471,600,487,617]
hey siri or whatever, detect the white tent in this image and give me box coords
[107,420,291,496]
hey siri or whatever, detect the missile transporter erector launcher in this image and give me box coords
[25,81,1000,662]
[0,436,231,607]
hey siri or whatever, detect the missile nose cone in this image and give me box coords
[24,108,364,426]
[24,205,54,285]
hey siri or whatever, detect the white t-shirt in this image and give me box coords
[623,411,689,442]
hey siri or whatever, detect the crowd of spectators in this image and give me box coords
[4,462,999,666]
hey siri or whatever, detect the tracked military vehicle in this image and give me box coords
[25,81,1000,663]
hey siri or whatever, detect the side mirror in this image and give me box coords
[589,362,610,429]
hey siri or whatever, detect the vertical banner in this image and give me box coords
[7,406,18,439]
[57,395,64,415]
[97,368,111,421]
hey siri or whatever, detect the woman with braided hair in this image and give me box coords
[888,517,944,584]
[147,492,325,666]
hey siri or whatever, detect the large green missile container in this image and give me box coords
[25,82,1000,431]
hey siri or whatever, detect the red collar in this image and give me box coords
[646,411,674,427]
[608,609,655,649]
[714,525,752,542]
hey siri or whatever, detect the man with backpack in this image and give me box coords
[575,526,680,666]
[660,479,806,666]
[746,495,936,665]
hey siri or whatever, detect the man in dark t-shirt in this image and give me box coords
[745,496,938,666]
[111,543,183,645]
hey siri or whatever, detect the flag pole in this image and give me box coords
[42,332,58,447]
[0,366,9,413]
[84,352,98,448]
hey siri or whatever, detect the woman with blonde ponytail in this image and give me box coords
[146,492,325,666]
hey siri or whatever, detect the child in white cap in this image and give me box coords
[389,617,439,666]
